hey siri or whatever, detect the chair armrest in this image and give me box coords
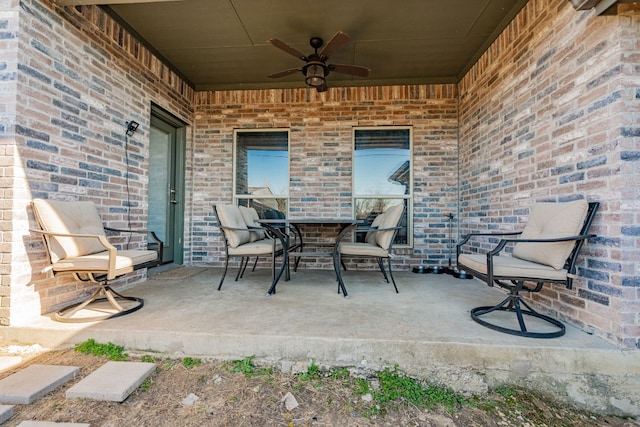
[456,231,522,259]
[482,233,596,286]
[367,225,401,233]
[334,223,359,247]
[30,229,116,250]
[103,226,163,243]
[218,224,252,232]
[257,223,289,252]
[31,228,119,279]
[487,234,596,257]
[353,225,378,234]
[103,227,164,268]
[458,231,522,247]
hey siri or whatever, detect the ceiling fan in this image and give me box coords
[267,31,371,92]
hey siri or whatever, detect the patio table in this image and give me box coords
[258,218,361,297]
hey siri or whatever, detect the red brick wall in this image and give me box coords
[191,86,459,270]
[4,0,194,323]
[458,0,640,349]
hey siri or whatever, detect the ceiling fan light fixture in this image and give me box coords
[304,63,326,87]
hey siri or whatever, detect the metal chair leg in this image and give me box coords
[54,283,144,323]
[387,257,399,293]
[237,257,249,280]
[470,292,565,338]
[217,256,230,290]
[333,252,349,297]
[377,258,390,283]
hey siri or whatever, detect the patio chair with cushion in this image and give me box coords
[30,198,164,322]
[214,204,287,293]
[457,199,599,338]
[335,203,405,296]
[235,205,267,278]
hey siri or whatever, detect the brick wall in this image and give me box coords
[2,0,193,324]
[191,86,459,270]
[458,0,640,349]
[0,1,20,325]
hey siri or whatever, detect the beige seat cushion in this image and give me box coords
[458,253,568,282]
[228,239,282,256]
[512,199,588,270]
[216,204,251,248]
[53,249,158,275]
[340,242,390,258]
[376,204,404,250]
[32,198,108,262]
[239,206,266,242]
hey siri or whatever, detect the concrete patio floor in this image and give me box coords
[2,266,640,416]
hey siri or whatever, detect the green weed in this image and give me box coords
[330,367,350,380]
[182,357,202,369]
[74,339,128,361]
[495,385,518,398]
[161,360,175,370]
[352,377,371,396]
[140,377,152,392]
[299,359,321,381]
[230,355,272,377]
[354,365,467,415]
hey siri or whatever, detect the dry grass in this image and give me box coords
[1,347,638,427]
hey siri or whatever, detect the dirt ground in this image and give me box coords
[2,347,639,427]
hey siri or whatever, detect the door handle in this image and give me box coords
[170,189,178,204]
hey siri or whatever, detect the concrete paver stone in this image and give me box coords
[0,365,79,404]
[17,422,90,426]
[0,405,14,424]
[65,361,155,402]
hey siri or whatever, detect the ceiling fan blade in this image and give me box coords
[329,63,371,78]
[267,68,301,78]
[319,31,351,60]
[268,39,308,61]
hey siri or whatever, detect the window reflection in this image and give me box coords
[353,128,412,246]
[235,130,289,217]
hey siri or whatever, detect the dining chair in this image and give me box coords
[335,203,405,296]
[214,204,285,291]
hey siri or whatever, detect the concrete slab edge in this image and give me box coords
[0,405,14,424]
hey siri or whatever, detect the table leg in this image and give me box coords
[263,225,289,296]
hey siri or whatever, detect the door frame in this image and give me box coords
[150,103,187,265]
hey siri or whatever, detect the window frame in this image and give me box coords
[233,128,290,215]
[352,126,413,248]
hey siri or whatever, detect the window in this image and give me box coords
[353,127,412,246]
[234,129,289,217]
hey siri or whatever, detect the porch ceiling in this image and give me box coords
[89,0,531,91]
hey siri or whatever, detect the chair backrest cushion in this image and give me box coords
[376,204,404,250]
[239,206,266,242]
[365,212,386,245]
[32,198,107,262]
[216,204,251,248]
[512,199,589,270]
